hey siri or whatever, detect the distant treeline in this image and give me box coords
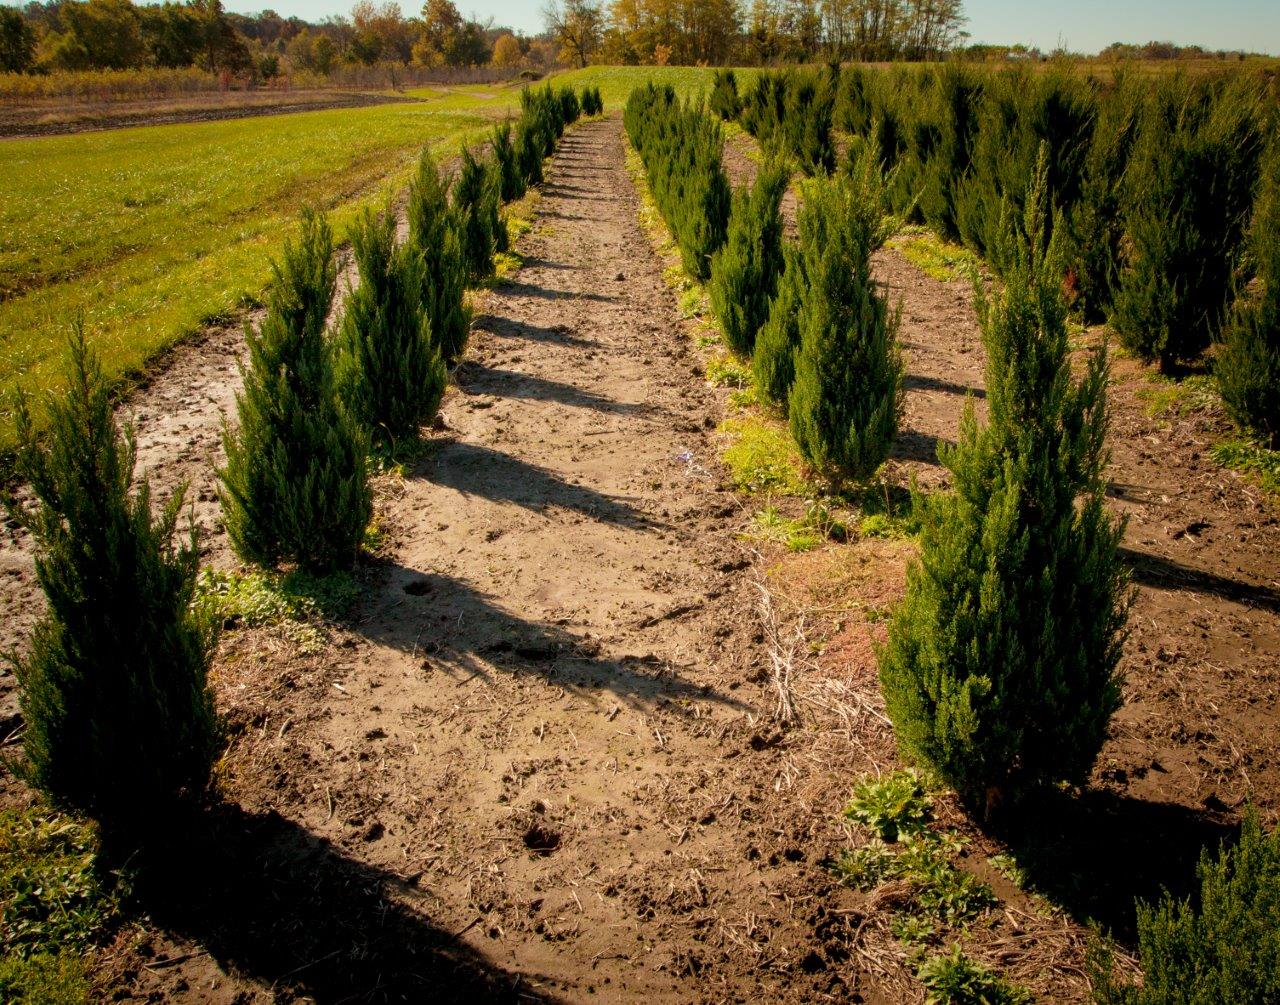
[0,0,557,81]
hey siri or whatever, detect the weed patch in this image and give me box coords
[892,229,977,283]
[194,567,359,653]
[0,806,122,1004]
[1210,439,1280,496]
[719,413,810,496]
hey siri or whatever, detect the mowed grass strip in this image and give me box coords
[0,84,524,454]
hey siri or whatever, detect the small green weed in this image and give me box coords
[370,432,438,478]
[893,230,977,283]
[720,414,809,496]
[916,945,1032,1005]
[0,807,122,1004]
[747,506,823,553]
[988,853,1030,889]
[1136,373,1219,419]
[836,772,994,932]
[194,568,359,653]
[706,352,752,389]
[679,286,705,319]
[845,770,931,841]
[1210,439,1280,496]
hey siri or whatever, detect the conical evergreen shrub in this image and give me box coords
[488,159,510,255]
[337,208,446,443]
[753,243,805,410]
[787,149,903,487]
[580,85,602,116]
[1111,76,1266,370]
[219,209,371,572]
[492,122,525,202]
[558,85,580,125]
[8,331,218,834]
[1090,809,1280,1005]
[710,69,740,121]
[516,116,544,187]
[406,147,471,365]
[454,146,498,283]
[1217,146,1280,447]
[878,160,1129,813]
[709,162,787,358]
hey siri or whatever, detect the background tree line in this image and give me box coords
[546,0,967,68]
[0,0,556,78]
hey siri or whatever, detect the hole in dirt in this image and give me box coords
[523,822,561,856]
[402,579,433,596]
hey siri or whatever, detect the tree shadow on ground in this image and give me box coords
[494,279,618,303]
[515,257,582,272]
[471,313,599,349]
[353,564,747,714]
[412,440,660,533]
[133,803,561,1004]
[903,374,986,399]
[995,787,1238,943]
[890,429,953,467]
[1121,546,1280,614]
[455,362,660,417]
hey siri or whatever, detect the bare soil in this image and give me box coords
[1,116,1277,1004]
[0,89,419,139]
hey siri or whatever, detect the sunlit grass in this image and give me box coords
[0,85,525,455]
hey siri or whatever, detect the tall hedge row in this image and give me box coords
[624,82,731,281]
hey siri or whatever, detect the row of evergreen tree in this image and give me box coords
[627,82,903,488]
[713,63,1280,449]
[5,81,598,842]
[635,71,1131,820]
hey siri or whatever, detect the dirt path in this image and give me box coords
[114,117,878,1004]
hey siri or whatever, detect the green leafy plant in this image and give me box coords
[7,333,218,833]
[491,121,525,202]
[844,770,931,842]
[917,945,1032,1005]
[218,208,371,573]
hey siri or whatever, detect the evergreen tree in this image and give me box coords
[487,158,510,254]
[1217,145,1280,448]
[787,150,903,487]
[516,115,544,187]
[1111,76,1266,371]
[453,146,498,283]
[709,162,787,358]
[710,69,740,121]
[1091,809,1280,1004]
[337,208,446,443]
[753,243,805,409]
[491,121,525,202]
[406,147,471,365]
[219,210,370,572]
[558,85,580,125]
[878,159,1129,813]
[580,85,603,116]
[8,331,218,834]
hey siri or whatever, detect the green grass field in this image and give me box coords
[0,66,733,458]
